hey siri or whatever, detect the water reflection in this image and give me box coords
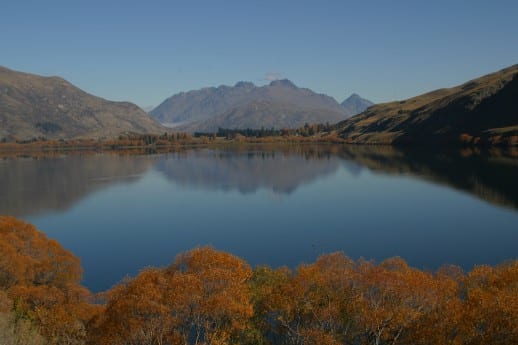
[0,145,517,218]
[0,153,156,217]
[155,147,343,194]
[338,145,518,210]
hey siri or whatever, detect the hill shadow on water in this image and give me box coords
[338,145,518,211]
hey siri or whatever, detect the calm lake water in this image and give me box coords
[1,145,517,292]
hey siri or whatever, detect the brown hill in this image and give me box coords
[0,66,165,140]
[336,65,518,145]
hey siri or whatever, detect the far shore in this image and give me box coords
[1,135,517,161]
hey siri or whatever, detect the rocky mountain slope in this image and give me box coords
[0,66,164,140]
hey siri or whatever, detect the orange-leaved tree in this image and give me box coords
[90,246,254,345]
[461,261,518,345]
[0,216,99,345]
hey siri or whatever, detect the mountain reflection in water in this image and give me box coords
[155,148,344,195]
[1,145,517,217]
[0,153,157,217]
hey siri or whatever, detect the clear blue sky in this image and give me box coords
[1,0,517,108]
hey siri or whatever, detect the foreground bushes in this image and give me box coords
[1,216,517,344]
[0,217,99,345]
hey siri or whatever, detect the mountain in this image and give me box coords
[151,79,352,131]
[336,64,518,145]
[0,66,165,140]
[151,81,258,125]
[177,100,347,133]
[341,93,374,115]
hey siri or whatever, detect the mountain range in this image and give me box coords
[1,63,516,144]
[336,64,518,145]
[150,79,372,132]
[0,66,164,140]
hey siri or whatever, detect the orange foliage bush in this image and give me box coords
[462,262,518,345]
[250,253,518,345]
[0,216,99,345]
[89,247,253,345]
[0,217,82,289]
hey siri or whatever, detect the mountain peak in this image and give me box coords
[269,79,297,88]
[341,93,374,116]
[234,81,255,88]
[345,93,361,100]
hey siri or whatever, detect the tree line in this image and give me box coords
[1,216,516,344]
[194,123,333,139]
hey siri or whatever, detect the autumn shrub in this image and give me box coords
[248,254,518,345]
[249,253,358,345]
[461,261,518,345]
[0,311,46,345]
[89,247,254,345]
[0,216,99,345]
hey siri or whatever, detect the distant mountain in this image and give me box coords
[151,79,352,131]
[0,66,165,140]
[341,93,374,115]
[336,64,518,145]
[151,81,258,125]
[177,100,347,133]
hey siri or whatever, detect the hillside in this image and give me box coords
[0,66,165,140]
[151,79,356,131]
[336,64,518,145]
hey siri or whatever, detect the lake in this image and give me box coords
[1,145,517,292]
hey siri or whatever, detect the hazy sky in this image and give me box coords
[1,0,517,108]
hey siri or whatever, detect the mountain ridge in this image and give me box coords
[151,79,373,132]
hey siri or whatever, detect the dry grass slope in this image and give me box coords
[337,64,518,145]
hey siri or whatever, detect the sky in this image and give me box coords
[1,0,517,108]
